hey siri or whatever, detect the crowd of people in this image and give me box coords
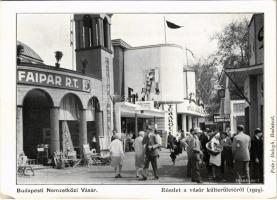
[169,125,263,184]
[108,124,263,184]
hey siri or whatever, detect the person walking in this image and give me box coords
[199,128,211,177]
[183,128,194,178]
[109,133,125,178]
[141,126,161,180]
[134,131,145,178]
[111,129,117,142]
[250,128,263,183]
[232,125,251,184]
[220,131,233,175]
[209,132,222,181]
[190,128,203,183]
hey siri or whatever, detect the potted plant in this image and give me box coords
[55,51,63,68]
[17,44,24,64]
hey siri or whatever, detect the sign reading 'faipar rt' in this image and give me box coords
[17,69,91,92]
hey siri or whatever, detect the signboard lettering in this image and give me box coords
[213,114,230,123]
[164,104,177,136]
[17,69,91,92]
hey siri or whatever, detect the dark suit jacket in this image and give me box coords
[251,136,263,162]
[143,133,160,157]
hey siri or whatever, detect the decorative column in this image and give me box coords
[16,106,24,155]
[50,107,60,155]
[79,109,88,148]
[98,18,104,46]
[181,114,187,133]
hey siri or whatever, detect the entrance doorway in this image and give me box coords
[23,89,53,159]
[59,93,82,156]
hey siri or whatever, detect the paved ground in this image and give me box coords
[17,149,236,185]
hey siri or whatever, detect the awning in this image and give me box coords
[220,64,263,88]
[115,102,165,118]
[177,99,208,117]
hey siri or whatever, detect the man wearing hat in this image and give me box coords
[141,125,161,180]
[190,127,203,183]
[250,128,263,183]
[232,125,251,184]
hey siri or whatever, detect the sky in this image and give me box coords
[17,13,252,70]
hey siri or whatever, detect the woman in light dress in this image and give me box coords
[109,133,125,178]
[134,131,145,178]
[209,132,222,180]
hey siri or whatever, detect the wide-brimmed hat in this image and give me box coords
[193,127,202,134]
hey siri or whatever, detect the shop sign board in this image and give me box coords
[135,101,154,110]
[213,114,230,123]
[17,69,91,92]
[164,104,177,136]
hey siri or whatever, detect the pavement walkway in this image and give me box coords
[17,149,236,184]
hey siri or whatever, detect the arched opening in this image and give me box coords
[23,89,53,159]
[87,97,102,152]
[83,15,93,48]
[59,93,83,156]
[103,17,109,49]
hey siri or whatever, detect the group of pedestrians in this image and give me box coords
[178,125,263,184]
[109,126,161,180]
[108,124,263,184]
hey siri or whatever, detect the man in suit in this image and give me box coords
[190,127,203,183]
[181,128,194,178]
[232,125,251,184]
[250,128,263,183]
[141,125,161,180]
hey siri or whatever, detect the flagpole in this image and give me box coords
[185,45,189,67]
[163,16,167,44]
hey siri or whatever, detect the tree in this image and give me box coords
[192,59,221,119]
[212,17,249,68]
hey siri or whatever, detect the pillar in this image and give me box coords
[98,18,104,46]
[181,114,187,133]
[114,104,121,134]
[50,107,60,154]
[135,113,138,137]
[16,106,24,155]
[188,115,192,130]
[95,111,104,152]
[79,109,88,149]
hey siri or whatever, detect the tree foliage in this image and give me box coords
[192,59,221,118]
[212,17,249,68]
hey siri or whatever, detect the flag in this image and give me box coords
[166,20,182,29]
[186,48,194,57]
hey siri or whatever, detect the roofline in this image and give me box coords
[127,43,183,50]
[112,39,132,49]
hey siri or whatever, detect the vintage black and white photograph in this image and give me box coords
[15,12,266,185]
[16,13,264,184]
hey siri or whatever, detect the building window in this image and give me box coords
[83,15,93,48]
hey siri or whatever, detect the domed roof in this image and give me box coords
[17,41,44,64]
